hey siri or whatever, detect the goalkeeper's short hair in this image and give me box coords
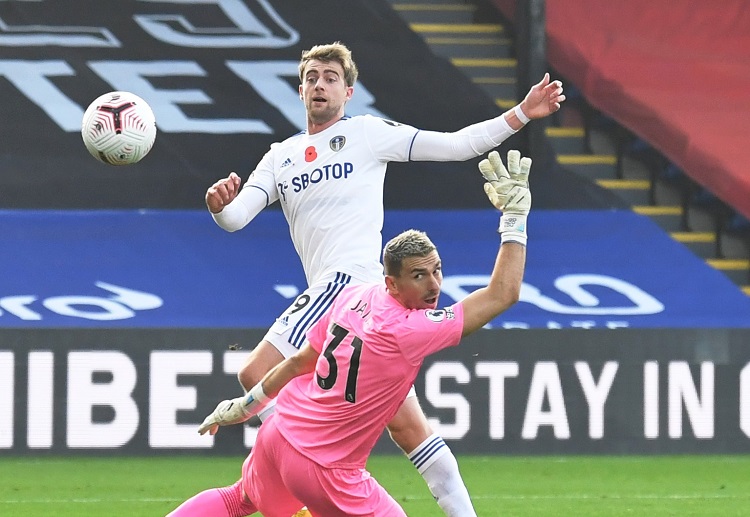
[382,229,436,277]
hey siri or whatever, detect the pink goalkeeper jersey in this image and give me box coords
[273,282,464,469]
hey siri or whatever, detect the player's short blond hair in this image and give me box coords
[298,41,359,87]
[383,230,437,276]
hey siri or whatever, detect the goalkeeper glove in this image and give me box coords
[198,382,270,436]
[478,149,532,245]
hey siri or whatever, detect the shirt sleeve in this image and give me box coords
[211,148,279,232]
[399,303,465,365]
[409,116,517,161]
[362,115,421,162]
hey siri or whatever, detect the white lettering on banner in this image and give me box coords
[226,61,388,131]
[95,282,163,311]
[89,60,273,134]
[522,362,570,439]
[44,296,133,321]
[0,351,739,450]
[441,274,664,321]
[475,362,518,439]
[575,361,618,439]
[424,363,471,440]
[668,361,714,439]
[67,351,139,448]
[0,296,40,320]
[741,364,750,438]
[28,351,54,449]
[0,2,380,133]
[644,361,659,438]
[134,0,299,48]
[644,361,715,439]
[0,60,80,131]
[0,352,12,448]
[429,361,619,440]
[0,282,162,322]
[0,0,295,49]
[150,351,212,448]
[0,16,120,47]
[527,275,665,315]
[0,58,387,134]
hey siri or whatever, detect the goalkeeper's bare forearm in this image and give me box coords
[259,343,318,399]
[198,344,317,435]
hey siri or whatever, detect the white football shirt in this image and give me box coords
[214,113,516,286]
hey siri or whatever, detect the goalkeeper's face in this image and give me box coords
[300,59,353,126]
[387,251,443,310]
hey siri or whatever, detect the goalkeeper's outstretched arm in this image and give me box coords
[255,343,319,400]
[459,150,531,336]
[198,343,318,435]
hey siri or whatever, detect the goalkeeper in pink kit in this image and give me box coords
[168,149,533,516]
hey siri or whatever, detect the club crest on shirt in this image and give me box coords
[329,135,346,152]
[424,307,455,323]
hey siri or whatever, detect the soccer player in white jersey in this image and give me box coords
[169,149,533,516]
[199,42,563,516]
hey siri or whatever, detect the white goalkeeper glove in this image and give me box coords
[198,382,270,436]
[478,149,532,245]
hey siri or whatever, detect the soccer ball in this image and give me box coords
[81,91,157,166]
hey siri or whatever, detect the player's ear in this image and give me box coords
[299,85,303,100]
[384,274,398,295]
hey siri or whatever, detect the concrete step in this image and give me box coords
[388,0,478,4]
[546,126,587,154]
[470,78,516,104]
[392,3,479,25]
[449,56,517,81]
[706,258,750,286]
[409,22,505,38]
[424,37,514,59]
[718,230,750,260]
[632,205,685,232]
[671,231,717,259]
[556,154,618,180]
[595,179,651,205]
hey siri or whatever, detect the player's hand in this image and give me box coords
[518,73,565,119]
[479,150,531,216]
[205,172,242,214]
[198,383,270,436]
[198,396,251,436]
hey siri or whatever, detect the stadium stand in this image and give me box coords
[391,0,750,294]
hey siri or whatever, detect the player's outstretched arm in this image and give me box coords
[198,344,318,436]
[459,150,530,336]
[408,74,564,160]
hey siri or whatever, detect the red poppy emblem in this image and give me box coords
[305,146,317,162]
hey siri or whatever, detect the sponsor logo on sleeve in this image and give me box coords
[425,307,455,322]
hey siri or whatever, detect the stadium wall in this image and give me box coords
[3,328,750,455]
[0,0,616,211]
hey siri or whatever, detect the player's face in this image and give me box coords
[300,59,353,125]
[390,251,443,310]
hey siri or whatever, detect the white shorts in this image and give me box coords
[263,272,357,359]
[262,271,417,399]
